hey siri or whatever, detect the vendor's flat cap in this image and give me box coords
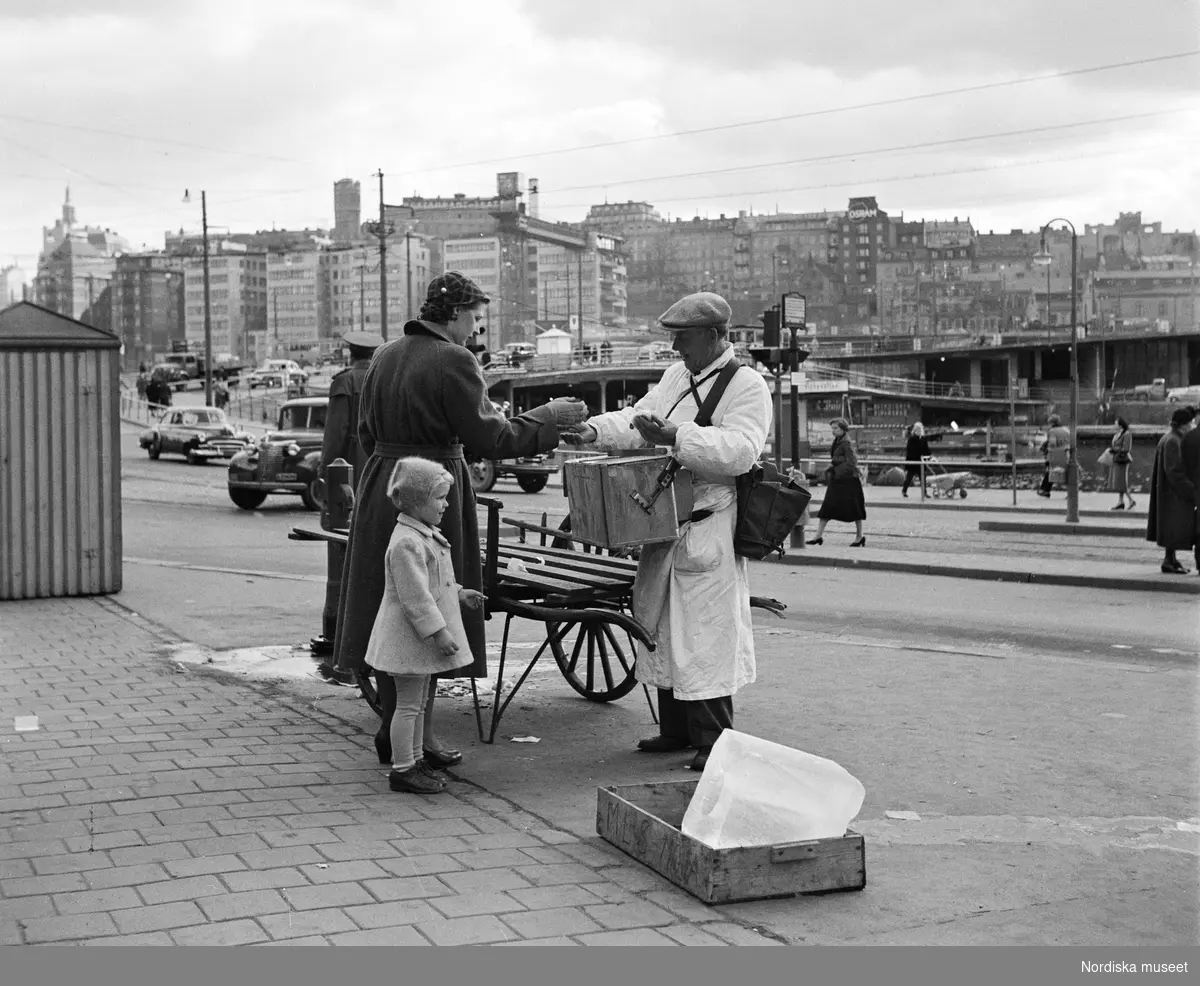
[342,331,385,350]
[656,291,732,331]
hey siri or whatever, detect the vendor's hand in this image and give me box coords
[562,423,598,445]
[631,412,678,446]
[546,397,590,428]
[432,628,459,658]
[458,588,486,611]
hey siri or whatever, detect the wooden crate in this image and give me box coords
[563,453,692,550]
[596,780,866,905]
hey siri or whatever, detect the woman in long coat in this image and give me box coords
[1146,406,1196,574]
[808,417,867,547]
[334,272,587,765]
[1107,417,1135,510]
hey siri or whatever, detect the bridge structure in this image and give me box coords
[483,349,1052,417]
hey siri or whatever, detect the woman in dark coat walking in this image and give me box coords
[808,418,867,547]
[1146,406,1196,574]
[334,272,588,766]
[901,421,931,498]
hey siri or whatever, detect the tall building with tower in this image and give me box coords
[333,179,362,243]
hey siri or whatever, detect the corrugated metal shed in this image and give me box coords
[0,301,123,599]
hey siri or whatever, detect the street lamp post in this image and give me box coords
[1034,219,1079,524]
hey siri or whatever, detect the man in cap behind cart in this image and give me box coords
[312,330,385,660]
[564,292,772,770]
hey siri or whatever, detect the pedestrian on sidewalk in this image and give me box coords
[901,421,931,498]
[365,458,486,794]
[1181,410,1200,574]
[808,418,867,547]
[1146,406,1196,575]
[333,272,587,772]
[1038,414,1070,497]
[562,291,772,771]
[1107,417,1135,510]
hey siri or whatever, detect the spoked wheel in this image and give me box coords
[546,616,639,702]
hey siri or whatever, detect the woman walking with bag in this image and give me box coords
[808,418,867,547]
[1107,417,1135,510]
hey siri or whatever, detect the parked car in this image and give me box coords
[637,341,676,362]
[500,342,537,367]
[1167,384,1200,404]
[138,407,255,464]
[466,451,558,494]
[247,360,308,390]
[226,397,327,510]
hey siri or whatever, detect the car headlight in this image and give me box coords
[286,443,301,457]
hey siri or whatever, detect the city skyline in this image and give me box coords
[1,1,1197,271]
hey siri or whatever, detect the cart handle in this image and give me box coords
[489,598,656,649]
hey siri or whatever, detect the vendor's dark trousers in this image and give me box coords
[656,688,733,749]
[1039,469,1054,495]
[901,466,923,495]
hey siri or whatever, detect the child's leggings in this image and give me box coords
[388,673,430,771]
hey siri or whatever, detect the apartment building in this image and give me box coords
[109,254,185,370]
[182,248,267,360]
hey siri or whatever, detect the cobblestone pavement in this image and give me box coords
[0,597,782,947]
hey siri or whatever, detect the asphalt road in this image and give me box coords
[115,425,1198,944]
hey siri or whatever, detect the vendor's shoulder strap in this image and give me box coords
[693,360,743,428]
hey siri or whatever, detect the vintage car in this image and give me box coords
[247,360,309,390]
[226,397,327,510]
[466,450,558,494]
[637,341,676,362]
[138,407,255,464]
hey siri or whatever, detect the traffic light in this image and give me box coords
[760,307,781,348]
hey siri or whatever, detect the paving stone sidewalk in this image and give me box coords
[0,596,781,947]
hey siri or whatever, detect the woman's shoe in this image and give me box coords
[1127,499,1137,510]
[806,537,823,546]
[389,764,446,794]
[850,537,866,547]
[422,747,463,770]
[1036,490,1051,498]
[374,734,391,765]
[1111,503,1125,510]
[1161,560,1189,575]
[901,490,909,498]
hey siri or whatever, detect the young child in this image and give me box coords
[365,457,485,794]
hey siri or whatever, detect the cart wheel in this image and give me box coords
[959,488,968,499]
[355,668,383,716]
[547,618,639,702]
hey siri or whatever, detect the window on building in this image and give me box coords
[1158,301,1168,317]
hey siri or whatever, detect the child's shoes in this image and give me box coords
[389,763,446,794]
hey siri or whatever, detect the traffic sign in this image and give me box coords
[782,293,806,328]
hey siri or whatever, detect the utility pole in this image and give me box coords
[272,289,279,357]
[577,249,584,354]
[358,260,365,331]
[405,231,414,322]
[201,191,212,407]
[375,171,389,340]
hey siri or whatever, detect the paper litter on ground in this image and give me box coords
[885,810,922,821]
[14,716,38,732]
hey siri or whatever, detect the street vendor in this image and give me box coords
[564,291,772,770]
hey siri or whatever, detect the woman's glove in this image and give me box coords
[545,397,590,428]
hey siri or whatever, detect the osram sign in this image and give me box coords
[847,196,879,222]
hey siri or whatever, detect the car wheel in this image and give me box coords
[516,474,549,494]
[229,488,268,510]
[300,478,322,512]
[147,437,161,460]
[959,488,968,499]
[467,458,497,493]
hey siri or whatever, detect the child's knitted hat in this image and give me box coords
[387,457,454,514]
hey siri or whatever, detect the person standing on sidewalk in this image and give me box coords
[1038,414,1071,497]
[808,418,867,546]
[1107,417,1135,511]
[1146,406,1196,575]
[562,291,772,771]
[365,458,485,794]
[901,421,931,498]
[1181,410,1200,574]
[333,272,588,771]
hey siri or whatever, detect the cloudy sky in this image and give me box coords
[1,0,1197,274]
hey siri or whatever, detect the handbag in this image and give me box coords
[1097,448,1114,468]
[1114,448,1131,465]
[693,362,813,560]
